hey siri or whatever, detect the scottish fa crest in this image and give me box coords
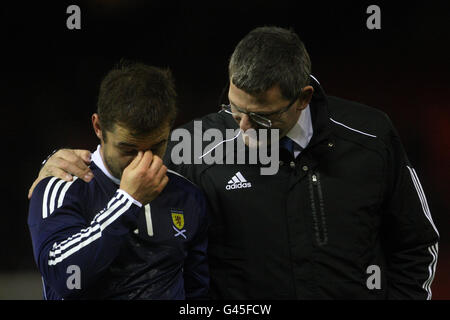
[171,210,186,239]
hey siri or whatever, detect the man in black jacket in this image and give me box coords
[29,26,439,299]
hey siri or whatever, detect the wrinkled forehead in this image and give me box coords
[109,122,170,146]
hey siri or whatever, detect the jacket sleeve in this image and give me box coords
[183,189,210,299]
[27,177,142,299]
[382,116,440,300]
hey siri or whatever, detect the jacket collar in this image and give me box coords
[306,75,334,150]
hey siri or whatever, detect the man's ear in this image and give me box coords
[92,114,103,140]
[298,85,314,110]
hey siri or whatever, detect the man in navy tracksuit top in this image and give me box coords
[27,62,209,299]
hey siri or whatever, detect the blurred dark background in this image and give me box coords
[1,0,449,299]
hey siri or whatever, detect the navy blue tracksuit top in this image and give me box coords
[28,148,209,300]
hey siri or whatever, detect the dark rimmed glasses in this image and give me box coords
[220,91,301,128]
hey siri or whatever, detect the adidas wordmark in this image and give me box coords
[226,172,252,190]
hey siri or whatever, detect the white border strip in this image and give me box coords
[330,118,377,138]
[423,243,438,300]
[406,166,439,299]
[145,204,153,237]
[309,74,321,85]
[407,166,439,236]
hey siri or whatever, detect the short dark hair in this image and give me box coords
[229,26,311,101]
[97,61,177,139]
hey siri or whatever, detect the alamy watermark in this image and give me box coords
[170,121,280,175]
[366,264,381,290]
[66,5,81,30]
[366,5,381,30]
[66,265,81,290]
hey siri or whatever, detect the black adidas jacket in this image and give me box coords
[164,77,439,299]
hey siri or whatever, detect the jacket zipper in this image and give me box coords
[309,172,328,246]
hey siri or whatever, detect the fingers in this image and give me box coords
[55,149,87,165]
[28,179,40,199]
[153,165,167,188]
[137,150,154,170]
[28,167,74,199]
[50,156,92,182]
[56,149,90,171]
[157,175,169,193]
[42,166,74,182]
[128,151,144,170]
[49,149,93,182]
[73,149,92,164]
[151,157,167,184]
[148,155,163,176]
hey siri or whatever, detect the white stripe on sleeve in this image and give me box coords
[423,243,438,300]
[407,166,439,236]
[49,180,65,215]
[42,177,58,219]
[47,192,135,266]
[57,177,78,208]
[48,194,125,258]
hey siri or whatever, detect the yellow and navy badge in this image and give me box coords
[172,210,184,229]
[171,209,187,239]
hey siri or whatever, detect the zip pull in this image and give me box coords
[312,174,317,182]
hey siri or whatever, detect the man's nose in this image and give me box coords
[239,114,254,132]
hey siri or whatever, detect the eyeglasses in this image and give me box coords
[220,92,301,128]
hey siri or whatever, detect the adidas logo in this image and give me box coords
[226,172,252,190]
